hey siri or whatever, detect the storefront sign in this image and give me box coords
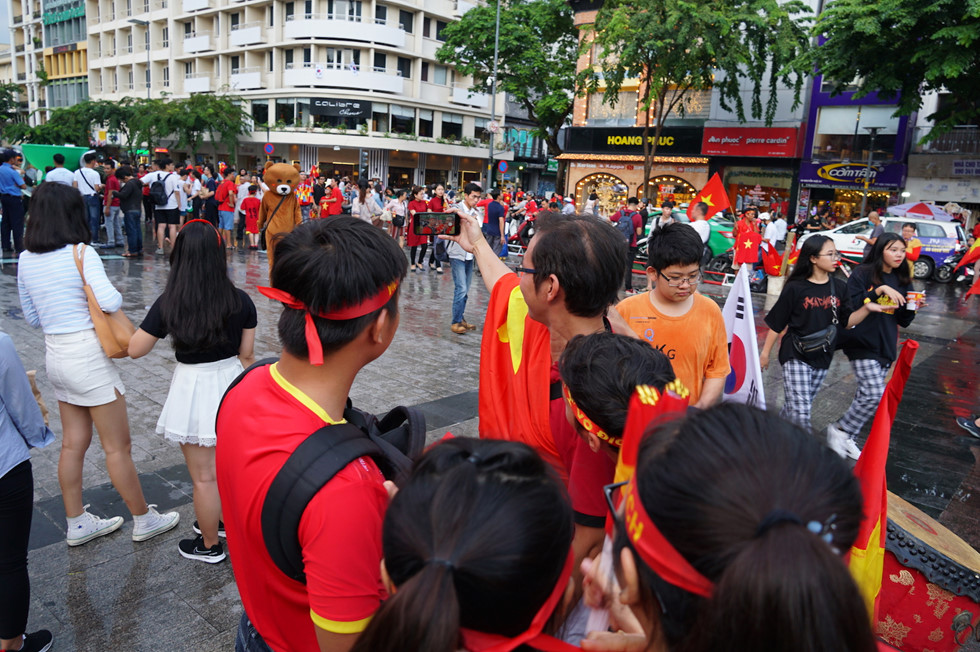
[952,160,980,177]
[52,43,78,55]
[309,99,372,119]
[565,126,703,156]
[546,159,559,173]
[799,160,906,190]
[701,127,798,158]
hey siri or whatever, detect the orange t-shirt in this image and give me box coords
[615,292,730,405]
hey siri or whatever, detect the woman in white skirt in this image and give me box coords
[129,219,256,563]
[17,182,180,546]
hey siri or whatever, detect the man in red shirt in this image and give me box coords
[102,160,123,248]
[216,218,407,652]
[216,174,238,247]
[321,178,344,217]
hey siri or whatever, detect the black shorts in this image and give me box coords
[156,208,180,225]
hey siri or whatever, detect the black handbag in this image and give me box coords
[792,281,839,355]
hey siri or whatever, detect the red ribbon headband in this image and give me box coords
[180,218,222,247]
[562,383,622,449]
[460,548,578,652]
[257,281,399,366]
[621,475,714,598]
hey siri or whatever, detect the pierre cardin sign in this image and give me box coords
[309,99,373,119]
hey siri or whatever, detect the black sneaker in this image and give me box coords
[192,520,226,538]
[178,535,226,564]
[19,630,54,652]
[956,416,980,439]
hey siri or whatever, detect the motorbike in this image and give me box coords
[934,248,975,284]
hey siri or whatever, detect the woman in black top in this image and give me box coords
[760,235,879,433]
[827,232,915,460]
[128,220,257,563]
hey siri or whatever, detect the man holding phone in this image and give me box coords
[447,182,482,334]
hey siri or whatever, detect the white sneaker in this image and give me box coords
[132,504,180,542]
[842,437,863,461]
[825,423,850,459]
[66,506,124,546]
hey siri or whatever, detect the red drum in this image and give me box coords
[877,493,980,651]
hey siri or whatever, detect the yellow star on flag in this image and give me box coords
[701,194,714,207]
[743,240,753,248]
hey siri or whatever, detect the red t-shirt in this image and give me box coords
[407,199,430,247]
[104,174,121,207]
[241,196,261,233]
[217,179,238,212]
[428,195,447,212]
[326,186,344,216]
[215,363,388,650]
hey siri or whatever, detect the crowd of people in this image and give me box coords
[0,151,948,652]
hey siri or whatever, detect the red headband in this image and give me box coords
[460,549,578,652]
[257,282,399,366]
[562,383,622,448]
[180,219,221,246]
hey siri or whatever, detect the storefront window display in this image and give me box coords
[575,172,629,216]
[643,175,696,206]
[723,167,794,216]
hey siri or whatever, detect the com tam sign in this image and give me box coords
[799,161,907,190]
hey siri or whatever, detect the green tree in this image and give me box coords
[437,0,580,157]
[586,0,811,197]
[800,0,980,138]
[168,94,252,160]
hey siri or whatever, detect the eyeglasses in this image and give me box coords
[658,271,702,287]
[815,252,842,260]
[515,266,537,276]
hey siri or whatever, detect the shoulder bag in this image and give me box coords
[73,244,136,358]
[792,280,839,356]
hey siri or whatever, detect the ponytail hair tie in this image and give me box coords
[755,509,803,538]
[425,558,455,571]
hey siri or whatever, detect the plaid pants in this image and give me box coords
[836,358,890,437]
[779,359,829,431]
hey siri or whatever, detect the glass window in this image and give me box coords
[436,20,448,41]
[231,13,240,28]
[587,90,637,127]
[375,4,387,23]
[399,10,413,33]
[812,105,900,160]
[276,98,296,125]
[269,51,274,71]
[423,17,430,37]
[269,6,274,25]
[474,117,488,142]
[442,112,463,139]
[374,52,386,72]
[285,2,294,19]
[433,64,447,85]
[231,55,240,72]
[419,109,433,137]
[420,62,429,82]
[837,220,870,235]
[391,104,415,134]
[304,47,311,63]
[252,99,269,126]
[184,61,192,76]
[285,50,294,67]
[397,56,411,78]
[162,26,168,47]
[184,21,191,36]
[305,0,312,16]
[372,102,389,132]
[163,65,169,87]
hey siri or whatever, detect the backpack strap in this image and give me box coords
[261,423,385,584]
[217,357,279,416]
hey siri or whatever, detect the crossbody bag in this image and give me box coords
[792,280,839,356]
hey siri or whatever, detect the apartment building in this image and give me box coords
[84,0,511,187]
[7,0,46,125]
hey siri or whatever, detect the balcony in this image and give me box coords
[183,31,212,54]
[230,67,262,90]
[450,83,490,109]
[230,22,264,47]
[15,44,25,52]
[913,126,980,155]
[184,72,211,94]
[283,14,405,48]
[283,62,403,94]
[182,0,208,12]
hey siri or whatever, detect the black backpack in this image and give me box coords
[219,359,426,584]
[616,211,637,242]
[149,172,173,206]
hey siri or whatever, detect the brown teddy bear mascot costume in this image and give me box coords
[257,161,303,272]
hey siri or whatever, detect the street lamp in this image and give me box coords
[128,18,151,100]
[486,0,501,189]
[858,126,884,220]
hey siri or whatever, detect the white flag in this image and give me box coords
[721,266,766,409]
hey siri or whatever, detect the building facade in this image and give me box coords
[7,0,46,125]
[82,0,510,188]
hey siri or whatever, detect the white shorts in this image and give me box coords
[44,329,125,407]
[156,356,244,447]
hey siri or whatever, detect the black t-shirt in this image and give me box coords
[140,288,257,364]
[765,277,851,369]
[313,183,326,204]
[840,266,914,365]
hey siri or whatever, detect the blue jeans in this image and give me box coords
[124,210,142,253]
[106,206,124,245]
[84,195,102,243]
[450,258,474,324]
[235,612,274,652]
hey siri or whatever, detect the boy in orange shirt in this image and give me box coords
[616,222,730,408]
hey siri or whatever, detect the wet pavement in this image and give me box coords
[1,231,979,650]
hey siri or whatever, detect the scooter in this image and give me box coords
[935,248,975,284]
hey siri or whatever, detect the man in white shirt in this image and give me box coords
[141,157,182,255]
[688,201,712,246]
[447,182,481,334]
[768,212,788,250]
[561,197,576,215]
[44,154,75,186]
[73,153,104,244]
[235,176,253,248]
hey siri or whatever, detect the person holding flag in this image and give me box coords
[686,172,731,223]
[733,206,763,270]
[295,172,314,223]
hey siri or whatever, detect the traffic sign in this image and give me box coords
[264,143,274,155]
[498,161,508,173]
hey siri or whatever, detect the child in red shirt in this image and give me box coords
[241,185,261,250]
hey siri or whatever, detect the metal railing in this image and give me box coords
[231,66,261,75]
[913,126,980,155]
[230,20,262,31]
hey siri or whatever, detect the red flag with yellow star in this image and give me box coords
[955,238,980,271]
[686,173,731,220]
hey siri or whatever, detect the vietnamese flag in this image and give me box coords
[761,243,783,276]
[955,238,980,271]
[309,164,319,178]
[848,339,919,621]
[686,173,731,220]
[905,238,922,262]
[734,231,762,265]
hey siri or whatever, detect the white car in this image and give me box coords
[798,215,966,279]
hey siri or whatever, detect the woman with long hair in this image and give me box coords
[350,438,574,652]
[128,219,256,562]
[826,232,915,459]
[406,185,430,271]
[17,183,179,546]
[386,188,407,246]
[759,235,880,434]
[427,183,448,272]
[584,404,877,652]
[353,181,381,225]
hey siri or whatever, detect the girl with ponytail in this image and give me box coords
[583,403,877,652]
[350,438,576,652]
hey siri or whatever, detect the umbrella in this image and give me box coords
[886,202,954,221]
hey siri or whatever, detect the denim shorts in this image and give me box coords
[218,210,235,231]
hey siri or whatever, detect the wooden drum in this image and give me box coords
[877,493,980,651]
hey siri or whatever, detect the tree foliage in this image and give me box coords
[586,0,811,196]
[437,0,581,156]
[800,0,980,136]
[0,83,23,127]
